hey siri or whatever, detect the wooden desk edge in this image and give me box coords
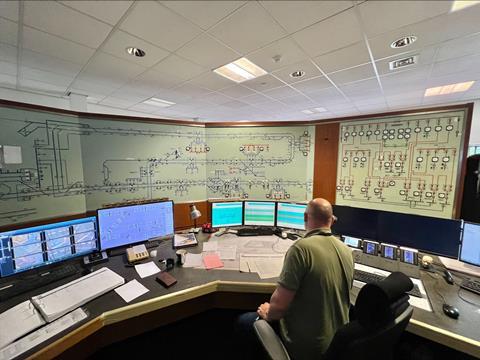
[30,281,480,359]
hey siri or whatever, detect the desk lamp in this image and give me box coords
[189,204,202,233]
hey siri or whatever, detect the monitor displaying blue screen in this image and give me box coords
[0,217,98,277]
[276,202,307,230]
[343,236,361,249]
[460,222,480,266]
[244,201,276,226]
[98,201,174,250]
[211,202,243,227]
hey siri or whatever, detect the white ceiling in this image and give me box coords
[1,0,480,122]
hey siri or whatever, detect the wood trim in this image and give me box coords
[312,123,340,203]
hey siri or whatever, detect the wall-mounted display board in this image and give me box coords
[336,107,470,219]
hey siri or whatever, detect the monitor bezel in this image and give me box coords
[275,201,307,230]
[459,221,480,267]
[243,200,277,227]
[211,200,244,228]
[362,240,380,256]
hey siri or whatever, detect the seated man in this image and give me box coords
[237,198,354,359]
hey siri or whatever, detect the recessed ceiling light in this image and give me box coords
[214,57,267,83]
[142,97,175,107]
[290,70,305,78]
[126,47,146,57]
[301,109,314,114]
[424,81,475,97]
[390,36,417,49]
[451,0,480,12]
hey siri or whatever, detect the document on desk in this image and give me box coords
[31,267,124,322]
[135,261,161,278]
[251,258,284,279]
[114,279,149,303]
[202,241,218,252]
[217,245,237,260]
[0,308,87,360]
[0,300,46,350]
[183,253,203,268]
[203,253,224,270]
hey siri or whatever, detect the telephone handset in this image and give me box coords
[126,244,149,263]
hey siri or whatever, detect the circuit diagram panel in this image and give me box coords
[336,110,466,219]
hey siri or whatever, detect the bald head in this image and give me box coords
[305,198,334,230]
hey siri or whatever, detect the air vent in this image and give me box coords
[389,55,418,70]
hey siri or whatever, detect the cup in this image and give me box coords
[176,249,187,265]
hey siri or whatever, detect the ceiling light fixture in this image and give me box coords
[290,70,305,78]
[390,36,417,49]
[451,0,480,12]
[301,107,327,115]
[214,57,267,83]
[126,47,146,57]
[142,97,175,107]
[424,81,475,96]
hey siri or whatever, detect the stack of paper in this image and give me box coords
[183,253,203,268]
[203,254,224,270]
[134,262,160,278]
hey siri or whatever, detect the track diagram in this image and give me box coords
[336,110,466,218]
[0,108,314,226]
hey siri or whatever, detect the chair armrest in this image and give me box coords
[253,320,291,360]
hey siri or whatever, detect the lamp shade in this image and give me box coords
[190,204,201,220]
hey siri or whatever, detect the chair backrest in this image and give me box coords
[323,272,414,360]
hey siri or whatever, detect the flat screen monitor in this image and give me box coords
[460,222,480,266]
[276,202,307,230]
[211,201,243,227]
[363,240,379,256]
[331,205,378,240]
[243,201,276,227]
[342,235,362,249]
[381,243,398,260]
[400,247,418,265]
[0,217,98,277]
[377,211,461,258]
[98,200,174,250]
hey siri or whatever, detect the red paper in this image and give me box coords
[203,253,224,270]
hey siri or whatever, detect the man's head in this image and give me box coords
[304,198,335,231]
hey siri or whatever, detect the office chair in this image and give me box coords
[253,272,414,360]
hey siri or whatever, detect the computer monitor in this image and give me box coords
[243,201,276,227]
[460,222,480,266]
[381,243,398,260]
[0,217,98,277]
[400,247,418,265]
[276,202,307,230]
[363,240,379,256]
[377,211,461,258]
[211,201,243,228]
[331,205,378,240]
[98,200,174,250]
[342,235,362,249]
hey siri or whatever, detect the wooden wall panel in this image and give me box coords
[174,201,209,230]
[312,123,340,204]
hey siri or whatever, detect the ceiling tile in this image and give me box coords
[0,73,16,87]
[128,103,160,114]
[222,100,249,109]
[272,60,322,84]
[0,0,18,22]
[436,33,480,62]
[71,77,122,96]
[161,1,245,30]
[134,69,185,91]
[152,54,206,81]
[358,0,451,37]
[292,9,362,57]
[151,87,196,103]
[430,53,480,78]
[21,49,83,77]
[176,33,239,69]
[328,63,376,85]
[24,1,112,48]
[0,18,17,46]
[19,78,67,94]
[21,66,74,87]
[102,30,170,68]
[0,60,16,76]
[172,82,211,98]
[188,71,235,91]
[263,86,300,100]
[313,42,370,74]
[218,84,256,98]
[0,43,16,63]
[278,94,314,109]
[59,1,133,25]
[240,93,273,105]
[261,1,352,34]
[307,87,348,104]
[199,91,234,105]
[242,74,285,92]
[426,72,480,88]
[109,86,152,102]
[290,76,333,95]
[209,1,286,54]
[99,96,139,108]
[120,1,201,52]
[340,78,382,97]
[22,26,95,65]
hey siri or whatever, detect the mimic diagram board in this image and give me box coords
[0,106,314,226]
[336,109,467,218]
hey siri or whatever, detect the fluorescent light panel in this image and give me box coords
[143,97,175,107]
[214,57,267,83]
[424,81,475,97]
[451,1,480,12]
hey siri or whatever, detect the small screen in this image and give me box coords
[98,201,174,250]
[460,222,480,266]
[382,245,396,260]
[211,202,243,227]
[364,241,378,255]
[0,217,98,277]
[276,203,307,230]
[343,236,361,248]
[244,201,276,226]
[402,249,417,265]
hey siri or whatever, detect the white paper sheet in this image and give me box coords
[252,258,284,279]
[217,245,237,260]
[114,280,149,303]
[183,253,204,268]
[135,262,161,278]
[202,241,218,252]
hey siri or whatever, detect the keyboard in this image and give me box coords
[237,227,274,237]
[460,279,480,296]
[354,269,422,298]
[31,267,124,322]
[0,264,80,302]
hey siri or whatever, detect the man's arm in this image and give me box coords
[257,285,296,321]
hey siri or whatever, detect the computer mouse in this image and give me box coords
[442,304,459,319]
[150,250,158,258]
[281,231,288,239]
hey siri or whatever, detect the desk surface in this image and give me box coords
[1,233,480,359]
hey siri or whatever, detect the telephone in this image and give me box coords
[126,244,149,263]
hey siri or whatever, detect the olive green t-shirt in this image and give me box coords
[278,228,354,360]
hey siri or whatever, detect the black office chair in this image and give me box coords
[253,272,414,360]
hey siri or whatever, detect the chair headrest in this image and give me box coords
[355,272,413,329]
